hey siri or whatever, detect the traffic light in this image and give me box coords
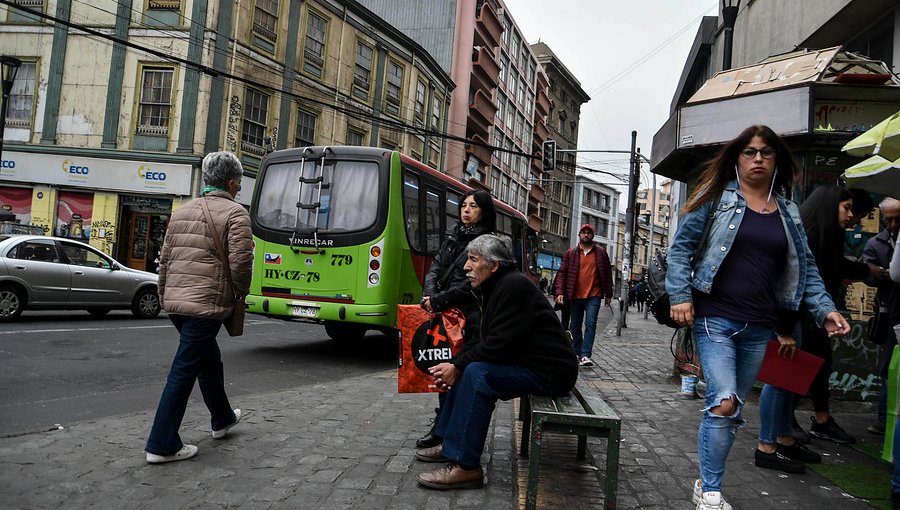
[542,139,556,171]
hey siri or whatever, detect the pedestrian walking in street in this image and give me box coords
[666,125,849,509]
[783,186,882,446]
[145,151,252,464]
[554,224,613,366]
[416,190,496,450]
[864,198,900,436]
[756,186,879,474]
[414,235,577,490]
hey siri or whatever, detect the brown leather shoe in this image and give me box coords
[417,463,484,490]
[415,444,447,463]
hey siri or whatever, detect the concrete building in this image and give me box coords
[531,42,590,275]
[0,0,452,270]
[652,1,900,242]
[356,0,553,226]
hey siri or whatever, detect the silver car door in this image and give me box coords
[6,238,71,304]
[59,241,134,305]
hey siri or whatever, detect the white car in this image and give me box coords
[0,235,161,321]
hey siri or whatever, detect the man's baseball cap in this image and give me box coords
[579,223,594,233]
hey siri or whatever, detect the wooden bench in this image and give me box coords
[518,378,621,510]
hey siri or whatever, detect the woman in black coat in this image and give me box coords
[416,190,496,448]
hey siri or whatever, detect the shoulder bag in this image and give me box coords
[647,193,721,329]
[201,198,245,337]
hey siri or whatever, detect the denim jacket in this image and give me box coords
[665,180,836,327]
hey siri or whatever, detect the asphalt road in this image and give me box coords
[0,311,397,437]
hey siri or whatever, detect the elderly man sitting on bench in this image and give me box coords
[415,234,578,490]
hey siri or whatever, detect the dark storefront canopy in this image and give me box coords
[651,46,900,182]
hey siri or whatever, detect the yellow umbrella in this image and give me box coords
[841,155,900,199]
[842,111,900,161]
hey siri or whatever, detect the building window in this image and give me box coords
[352,41,373,101]
[414,80,426,126]
[148,0,180,9]
[501,16,510,46]
[499,55,507,84]
[295,109,317,148]
[252,0,279,44]
[5,61,36,129]
[346,127,365,146]
[380,138,397,151]
[241,87,269,155]
[136,67,173,136]
[384,59,403,117]
[430,94,442,129]
[303,10,327,78]
[597,218,609,237]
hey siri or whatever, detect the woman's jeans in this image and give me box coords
[758,384,794,444]
[435,362,551,468]
[570,296,602,358]
[694,316,773,493]
[145,315,236,456]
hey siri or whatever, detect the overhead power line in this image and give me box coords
[0,0,533,160]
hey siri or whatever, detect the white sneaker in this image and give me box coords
[146,444,198,464]
[212,409,241,439]
[696,490,732,510]
[691,479,702,505]
[579,357,594,367]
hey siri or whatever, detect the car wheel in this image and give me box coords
[87,307,112,317]
[324,322,366,341]
[131,287,161,319]
[0,285,25,321]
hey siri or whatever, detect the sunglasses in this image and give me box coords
[740,147,776,159]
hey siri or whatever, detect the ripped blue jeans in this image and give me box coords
[694,316,772,493]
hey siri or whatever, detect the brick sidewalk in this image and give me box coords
[0,307,888,509]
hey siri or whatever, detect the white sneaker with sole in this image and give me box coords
[696,490,732,510]
[212,409,241,439]
[691,479,702,505]
[146,444,198,464]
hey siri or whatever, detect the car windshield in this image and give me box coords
[255,159,380,233]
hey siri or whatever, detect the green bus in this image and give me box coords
[246,146,539,340]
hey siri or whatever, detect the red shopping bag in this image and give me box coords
[397,305,465,393]
[756,340,825,395]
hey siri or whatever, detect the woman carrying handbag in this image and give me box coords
[144,151,253,464]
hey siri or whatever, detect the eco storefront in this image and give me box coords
[0,151,193,271]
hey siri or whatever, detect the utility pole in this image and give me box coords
[617,131,638,336]
[644,171,657,320]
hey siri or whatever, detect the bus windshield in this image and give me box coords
[255,159,380,233]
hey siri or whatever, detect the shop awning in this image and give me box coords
[651,46,900,181]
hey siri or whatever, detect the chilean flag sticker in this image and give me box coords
[264,253,282,265]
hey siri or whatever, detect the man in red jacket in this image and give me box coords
[555,224,613,366]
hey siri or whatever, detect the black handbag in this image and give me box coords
[867,300,891,345]
[647,193,720,328]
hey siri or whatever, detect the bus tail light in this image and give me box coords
[367,239,384,288]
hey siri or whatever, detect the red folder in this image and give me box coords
[756,340,825,395]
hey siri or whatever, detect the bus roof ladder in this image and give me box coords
[291,146,332,254]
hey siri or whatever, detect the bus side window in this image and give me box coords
[445,191,460,235]
[424,187,442,254]
[403,172,422,251]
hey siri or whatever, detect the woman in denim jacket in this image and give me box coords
[665,125,849,510]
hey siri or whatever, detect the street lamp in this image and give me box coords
[0,56,22,163]
[721,0,740,70]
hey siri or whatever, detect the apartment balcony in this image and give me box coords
[535,86,551,119]
[474,0,502,50]
[532,118,549,143]
[470,46,500,94]
[468,89,497,139]
[468,133,493,166]
[529,182,545,204]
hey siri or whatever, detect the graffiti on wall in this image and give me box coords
[225,95,242,153]
[829,320,883,401]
